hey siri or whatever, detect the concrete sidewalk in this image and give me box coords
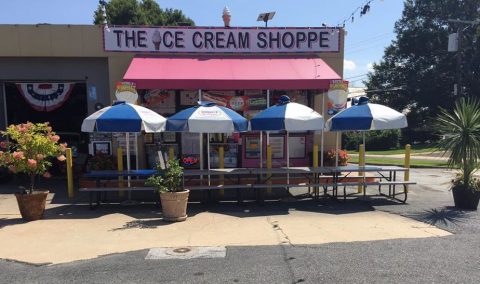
[0,188,450,265]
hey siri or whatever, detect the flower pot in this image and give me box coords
[15,190,49,221]
[452,186,480,210]
[160,190,189,222]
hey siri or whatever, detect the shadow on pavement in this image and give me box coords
[405,207,470,227]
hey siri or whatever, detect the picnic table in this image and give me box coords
[80,169,157,208]
[80,165,415,207]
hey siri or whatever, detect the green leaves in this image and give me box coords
[94,0,194,26]
[367,0,480,143]
[146,159,184,193]
[436,97,480,190]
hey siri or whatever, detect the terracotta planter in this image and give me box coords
[15,190,49,221]
[452,186,480,210]
[160,190,189,222]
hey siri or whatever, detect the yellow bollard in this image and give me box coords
[313,144,318,168]
[117,147,125,197]
[66,148,74,199]
[168,146,175,161]
[358,144,365,193]
[266,145,272,195]
[219,146,225,197]
[404,144,411,192]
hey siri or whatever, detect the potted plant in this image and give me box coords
[0,122,67,220]
[437,97,480,210]
[146,159,189,222]
[323,149,350,167]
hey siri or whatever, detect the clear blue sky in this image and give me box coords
[0,0,405,87]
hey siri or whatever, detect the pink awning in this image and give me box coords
[123,56,341,90]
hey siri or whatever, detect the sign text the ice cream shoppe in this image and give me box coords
[103,27,340,53]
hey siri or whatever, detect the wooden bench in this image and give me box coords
[79,186,156,208]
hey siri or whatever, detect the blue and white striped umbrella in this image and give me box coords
[166,102,248,133]
[250,95,324,131]
[250,96,324,176]
[81,101,166,133]
[325,97,407,167]
[325,97,407,131]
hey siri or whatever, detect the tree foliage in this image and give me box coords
[93,0,194,26]
[365,0,480,143]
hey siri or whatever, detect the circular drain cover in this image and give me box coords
[173,247,191,254]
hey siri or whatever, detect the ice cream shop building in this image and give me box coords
[0,23,346,169]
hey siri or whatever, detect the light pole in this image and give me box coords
[448,19,479,96]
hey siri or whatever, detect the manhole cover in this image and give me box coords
[173,247,191,254]
[146,246,226,260]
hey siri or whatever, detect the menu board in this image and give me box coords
[288,136,306,158]
[270,136,284,159]
[245,136,260,158]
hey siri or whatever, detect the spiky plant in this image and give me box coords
[436,97,480,191]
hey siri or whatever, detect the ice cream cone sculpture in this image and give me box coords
[152,30,161,50]
[222,6,231,27]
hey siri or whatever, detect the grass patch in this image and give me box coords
[349,156,448,168]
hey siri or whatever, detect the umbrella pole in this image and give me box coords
[286,131,290,184]
[207,133,210,186]
[266,90,270,148]
[126,132,133,202]
[260,132,263,169]
[135,133,139,170]
[363,132,366,165]
[199,132,204,181]
[335,132,339,167]
[320,130,324,167]
[321,92,326,167]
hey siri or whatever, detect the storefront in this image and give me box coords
[0,24,346,170]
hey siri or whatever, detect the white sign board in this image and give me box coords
[103,26,340,53]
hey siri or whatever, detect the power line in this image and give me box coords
[345,73,368,80]
[346,32,393,47]
[337,0,376,28]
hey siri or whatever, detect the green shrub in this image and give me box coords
[342,129,401,151]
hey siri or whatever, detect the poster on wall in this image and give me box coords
[142,89,176,114]
[245,136,261,158]
[270,136,284,159]
[288,136,306,158]
[327,80,349,115]
[180,90,198,106]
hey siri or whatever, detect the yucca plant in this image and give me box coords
[436,96,480,193]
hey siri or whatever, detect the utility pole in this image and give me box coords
[448,19,480,96]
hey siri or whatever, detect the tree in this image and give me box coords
[365,0,480,143]
[93,0,194,26]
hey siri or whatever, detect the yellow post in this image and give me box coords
[219,146,225,197]
[168,146,175,161]
[266,144,272,195]
[66,148,74,199]
[117,147,125,197]
[313,144,319,168]
[404,144,411,192]
[358,144,365,193]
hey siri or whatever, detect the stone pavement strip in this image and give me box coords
[0,191,449,265]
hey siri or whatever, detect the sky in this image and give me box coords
[0,0,405,87]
